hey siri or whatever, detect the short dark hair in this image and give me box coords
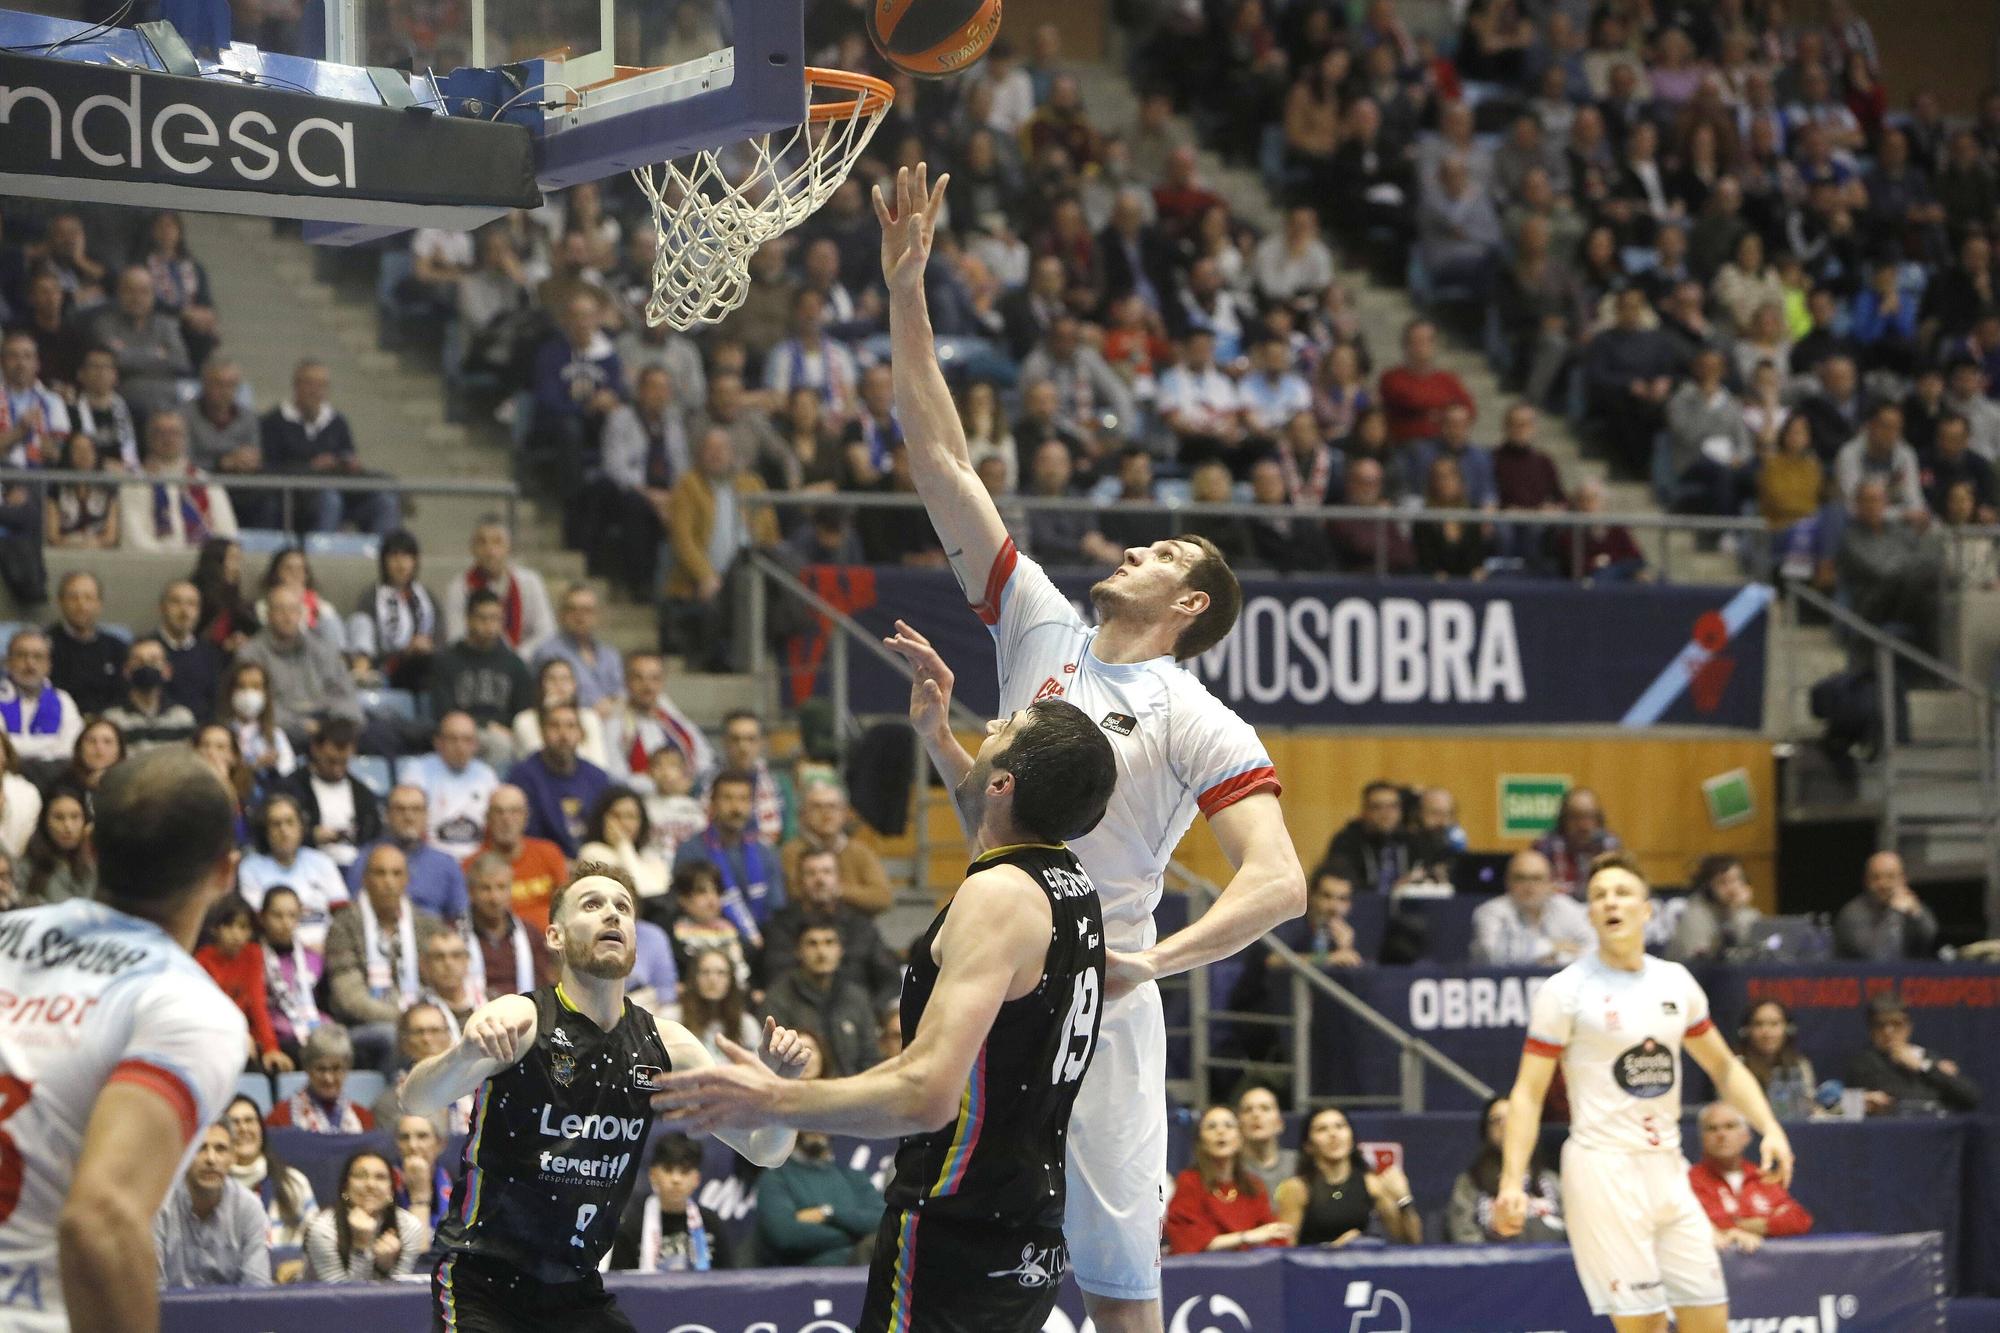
[993,699,1117,843]
[1362,780,1400,805]
[93,749,236,911]
[672,862,722,897]
[312,716,359,750]
[1171,534,1242,661]
[465,588,502,616]
[551,860,636,922]
[720,710,762,733]
[709,769,756,798]
[650,1132,703,1172]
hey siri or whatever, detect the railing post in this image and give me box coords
[747,560,768,685]
[281,484,293,536]
[1877,638,1897,851]
[505,492,519,544]
[1399,1044,1424,1113]
[1374,518,1388,577]
[1291,971,1311,1110]
[831,625,850,765]
[1661,522,1675,583]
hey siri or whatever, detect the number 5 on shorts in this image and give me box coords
[1052,972,1099,1085]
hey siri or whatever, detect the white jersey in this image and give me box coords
[979,542,1279,951]
[405,753,500,861]
[0,901,246,1327]
[1525,952,1714,1155]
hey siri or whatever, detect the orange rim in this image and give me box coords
[805,66,895,122]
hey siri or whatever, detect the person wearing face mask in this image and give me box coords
[220,660,295,785]
[103,638,197,752]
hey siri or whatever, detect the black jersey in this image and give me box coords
[882,842,1104,1228]
[434,985,672,1284]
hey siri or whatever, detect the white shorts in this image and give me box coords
[1062,979,1167,1301]
[1561,1140,1727,1318]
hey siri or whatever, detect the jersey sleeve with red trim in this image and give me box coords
[1170,686,1281,820]
[973,540,1084,652]
[1524,968,1575,1058]
[1677,963,1713,1037]
[111,967,248,1145]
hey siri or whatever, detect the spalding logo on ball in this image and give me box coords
[868,0,1002,79]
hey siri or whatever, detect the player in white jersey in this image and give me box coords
[876,165,1307,1333]
[0,748,247,1332]
[1494,853,1795,1333]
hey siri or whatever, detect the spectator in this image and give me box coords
[258,360,400,535]
[238,585,361,742]
[780,781,891,916]
[1255,206,1337,307]
[593,365,685,600]
[754,1129,885,1267]
[371,1001,462,1135]
[1274,1107,1421,1245]
[762,923,878,1078]
[763,288,858,417]
[1943,359,2000,461]
[141,210,218,358]
[1584,287,1682,471]
[346,530,439,693]
[279,716,381,872]
[0,330,70,465]
[20,789,92,906]
[1225,869,1362,1068]
[1737,1000,1818,1123]
[530,292,626,491]
[577,785,670,902]
[1796,355,1870,461]
[1019,438,1095,567]
[102,638,198,752]
[258,884,325,1064]
[1165,1105,1292,1254]
[300,1149,429,1282]
[1670,855,1765,962]
[1022,320,1137,442]
[405,711,500,861]
[45,432,118,550]
[6,272,84,391]
[604,651,714,791]
[1689,1102,1813,1251]
[221,1094,317,1247]
[1833,850,1938,960]
[1552,478,1650,581]
[1471,849,1593,965]
[268,1025,375,1132]
[0,734,35,859]
[1759,413,1825,534]
[1446,1096,1564,1243]
[68,347,137,464]
[710,710,793,845]
[153,1122,273,1290]
[85,265,193,416]
[533,584,625,711]
[1379,319,1475,443]
[56,716,123,808]
[1235,1086,1296,1200]
[506,701,611,856]
[121,409,238,551]
[1533,787,1621,897]
[1836,478,1943,651]
[1405,401,1497,510]
[1666,347,1754,516]
[237,793,349,952]
[469,783,568,932]
[462,849,552,996]
[1845,993,1980,1115]
[443,517,556,660]
[674,770,784,939]
[193,894,291,1075]
[1157,330,1247,463]
[1492,402,1567,512]
[760,847,900,1011]
[431,588,536,768]
[253,547,348,658]
[348,784,468,923]
[391,1113,454,1233]
[191,536,258,653]
[612,1133,735,1272]
[324,844,448,1064]
[1921,414,1995,521]
[667,946,761,1065]
[186,356,270,523]
[665,862,754,990]
[0,628,81,769]
[1835,402,1927,521]
[1319,781,1422,895]
[663,427,782,669]
[193,721,254,846]
[1413,455,1493,579]
[1418,156,1504,298]
[1325,457,1415,573]
[1237,338,1314,442]
[1713,232,1787,333]
[641,745,706,865]
[695,371,790,484]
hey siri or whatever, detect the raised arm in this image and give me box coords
[884,618,974,800]
[401,992,538,1114]
[874,164,1011,598]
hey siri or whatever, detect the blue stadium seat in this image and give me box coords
[99,623,133,645]
[235,528,294,555]
[304,532,381,561]
[234,1073,273,1115]
[359,688,418,722]
[394,755,425,786]
[273,1071,308,1102]
[343,1070,387,1108]
[350,753,393,799]
[0,622,25,649]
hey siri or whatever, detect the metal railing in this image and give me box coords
[744,546,1494,1110]
[0,467,522,538]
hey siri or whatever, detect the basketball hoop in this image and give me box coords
[634,67,894,331]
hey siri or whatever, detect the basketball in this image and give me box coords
[866,0,1003,79]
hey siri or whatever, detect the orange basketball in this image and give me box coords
[866,0,1002,79]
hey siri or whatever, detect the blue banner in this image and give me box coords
[788,567,1770,728]
[164,1232,1946,1332]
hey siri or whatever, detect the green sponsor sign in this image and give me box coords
[1703,768,1755,829]
[1498,774,1570,839]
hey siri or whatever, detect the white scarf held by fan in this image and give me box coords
[359,895,419,1006]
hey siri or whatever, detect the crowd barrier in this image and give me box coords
[163,1231,1946,1332]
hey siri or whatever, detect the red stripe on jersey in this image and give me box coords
[108,1059,200,1144]
[1196,766,1282,818]
[970,539,1019,626]
[1522,1037,1564,1059]
[1686,1017,1714,1038]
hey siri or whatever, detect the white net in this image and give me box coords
[633,72,892,331]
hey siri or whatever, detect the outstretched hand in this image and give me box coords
[760,1016,811,1080]
[650,1034,786,1133]
[872,163,950,295]
[884,619,954,734]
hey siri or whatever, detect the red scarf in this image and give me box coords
[466,567,524,646]
[1278,443,1335,507]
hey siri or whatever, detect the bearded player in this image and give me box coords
[1494,853,1797,1333]
[875,165,1307,1333]
[403,863,806,1332]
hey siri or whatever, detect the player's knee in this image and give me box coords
[1079,1292,1163,1333]
[1610,1314,1672,1333]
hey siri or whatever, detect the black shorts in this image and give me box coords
[430,1253,637,1333]
[857,1208,1069,1333]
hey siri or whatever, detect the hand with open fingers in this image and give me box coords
[760,1017,811,1080]
[1103,948,1158,1001]
[650,1034,785,1133]
[1760,1131,1795,1188]
[872,163,950,294]
[884,619,954,733]
[464,1007,534,1064]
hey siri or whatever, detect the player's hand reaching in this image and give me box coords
[464,1004,535,1065]
[651,1035,785,1132]
[1491,1185,1528,1237]
[759,1016,811,1080]
[1759,1128,1795,1189]
[884,619,954,736]
[1103,949,1159,1001]
[872,163,949,296]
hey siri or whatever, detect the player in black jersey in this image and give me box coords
[653,696,1119,1333]
[401,862,808,1333]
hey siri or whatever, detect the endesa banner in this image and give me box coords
[166,1233,1945,1332]
[789,567,1771,729]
